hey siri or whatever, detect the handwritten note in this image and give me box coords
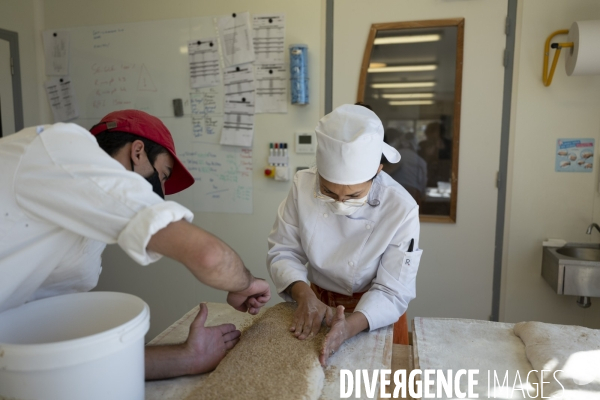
[216,12,255,67]
[85,62,158,117]
[255,64,287,114]
[252,14,285,65]
[44,77,79,122]
[190,87,224,144]
[192,116,223,144]
[190,87,224,116]
[180,143,253,214]
[43,31,70,76]
[188,38,221,88]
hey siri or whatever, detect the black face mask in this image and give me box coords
[146,170,165,199]
[131,158,165,199]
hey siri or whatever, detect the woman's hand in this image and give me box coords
[320,306,370,366]
[288,281,334,340]
[320,305,348,366]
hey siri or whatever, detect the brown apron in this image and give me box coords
[310,282,409,345]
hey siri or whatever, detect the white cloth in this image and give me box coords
[267,167,421,331]
[413,318,540,399]
[0,123,193,313]
[315,104,401,185]
[514,321,600,400]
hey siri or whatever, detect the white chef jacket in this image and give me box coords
[267,167,422,331]
[0,123,193,313]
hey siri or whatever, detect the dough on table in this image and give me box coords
[187,302,326,400]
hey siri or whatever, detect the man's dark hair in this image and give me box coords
[94,131,168,166]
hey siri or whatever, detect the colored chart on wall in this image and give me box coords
[555,138,594,172]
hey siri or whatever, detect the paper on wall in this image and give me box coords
[192,115,223,145]
[43,30,70,76]
[188,38,221,88]
[190,87,224,144]
[223,63,255,110]
[216,12,255,67]
[252,14,285,65]
[255,64,287,114]
[190,87,224,116]
[555,138,594,172]
[179,143,253,214]
[220,112,254,147]
[44,77,79,122]
[221,63,255,147]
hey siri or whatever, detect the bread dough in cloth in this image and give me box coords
[187,302,326,400]
[514,321,600,400]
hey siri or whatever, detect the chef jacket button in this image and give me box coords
[323,213,328,218]
[366,225,371,230]
[349,261,354,267]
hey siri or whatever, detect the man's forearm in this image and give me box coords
[147,220,252,292]
[145,345,193,381]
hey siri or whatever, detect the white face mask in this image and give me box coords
[326,193,369,216]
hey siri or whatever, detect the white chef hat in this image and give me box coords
[315,104,401,185]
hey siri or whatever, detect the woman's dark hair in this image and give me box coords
[94,131,168,166]
[354,101,373,111]
[367,172,381,207]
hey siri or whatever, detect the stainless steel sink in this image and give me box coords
[556,247,600,261]
[542,243,600,301]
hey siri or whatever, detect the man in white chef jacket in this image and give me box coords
[267,104,422,365]
[0,110,270,380]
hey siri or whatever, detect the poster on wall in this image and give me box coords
[555,138,594,172]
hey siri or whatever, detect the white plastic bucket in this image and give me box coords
[0,292,149,400]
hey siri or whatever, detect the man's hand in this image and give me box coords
[227,277,271,315]
[144,303,241,380]
[289,282,334,340]
[320,305,348,366]
[184,303,241,374]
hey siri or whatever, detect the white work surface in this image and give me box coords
[145,302,393,400]
[413,317,539,399]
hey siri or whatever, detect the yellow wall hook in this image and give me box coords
[543,29,574,86]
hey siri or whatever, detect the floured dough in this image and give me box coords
[187,302,325,400]
[514,321,600,400]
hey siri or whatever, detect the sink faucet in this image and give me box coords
[586,223,600,235]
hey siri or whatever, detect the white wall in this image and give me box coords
[501,0,600,328]
[332,0,508,323]
[502,0,600,328]
[43,0,325,339]
[0,0,44,128]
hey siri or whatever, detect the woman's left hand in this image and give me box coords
[320,305,348,366]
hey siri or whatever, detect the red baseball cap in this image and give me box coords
[90,110,194,195]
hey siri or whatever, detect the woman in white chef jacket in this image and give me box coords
[267,104,422,365]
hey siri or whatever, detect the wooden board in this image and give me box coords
[380,344,414,400]
[145,302,392,400]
